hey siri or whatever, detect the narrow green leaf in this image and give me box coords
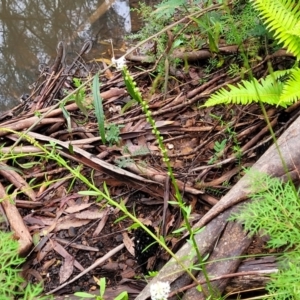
[114,291,128,300]
[60,104,71,132]
[74,292,96,298]
[68,143,74,154]
[207,31,219,53]
[196,285,202,292]
[99,277,106,297]
[159,235,166,246]
[103,181,110,197]
[121,99,137,114]
[168,201,179,206]
[114,215,128,223]
[93,74,106,144]
[190,16,218,52]
[202,253,210,261]
[193,226,205,235]
[172,227,186,234]
[78,191,100,196]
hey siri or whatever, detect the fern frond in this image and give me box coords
[250,0,300,60]
[287,20,300,37]
[151,0,186,19]
[278,68,300,105]
[204,77,284,107]
[131,146,150,156]
[269,68,293,80]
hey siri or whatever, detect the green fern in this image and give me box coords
[250,0,300,60]
[205,68,300,107]
[279,68,300,105]
[229,171,300,299]
[287,20,300,37]
[131,146,150,156]
[204,0,300,108]
[204,72,286,107]
[151,0,188,20]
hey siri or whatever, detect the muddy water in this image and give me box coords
[0,0,155,112]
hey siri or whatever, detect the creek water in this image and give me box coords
[0,0,154,112]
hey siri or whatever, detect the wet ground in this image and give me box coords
[0,0,156,112]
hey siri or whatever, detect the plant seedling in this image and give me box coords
[74,277,128,300]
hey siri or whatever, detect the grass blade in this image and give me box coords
[60,103,71,133]
[92,74,106,144]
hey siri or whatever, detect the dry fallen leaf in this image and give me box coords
[93,210,109,237]
[120,268,135,279]
[189,67,201,85]
[55,217,91,231]
[123,232,135,256]
[42,258,56,272]
[59,255,74,284]
[165,214,176,234]
[169,159,183,169]
[65,203,93,214]
[181,147,193,155]
[74,209,107,220]
[36,241,54,263]
[52,240,84,272]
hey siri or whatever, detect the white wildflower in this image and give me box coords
[111,56,127,70]
[150,281,170,300]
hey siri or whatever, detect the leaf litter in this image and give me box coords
[0,36,298,298]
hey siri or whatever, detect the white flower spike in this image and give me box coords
[150,281,170,300]
[110,38,127,70]
[111,56,127,70]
